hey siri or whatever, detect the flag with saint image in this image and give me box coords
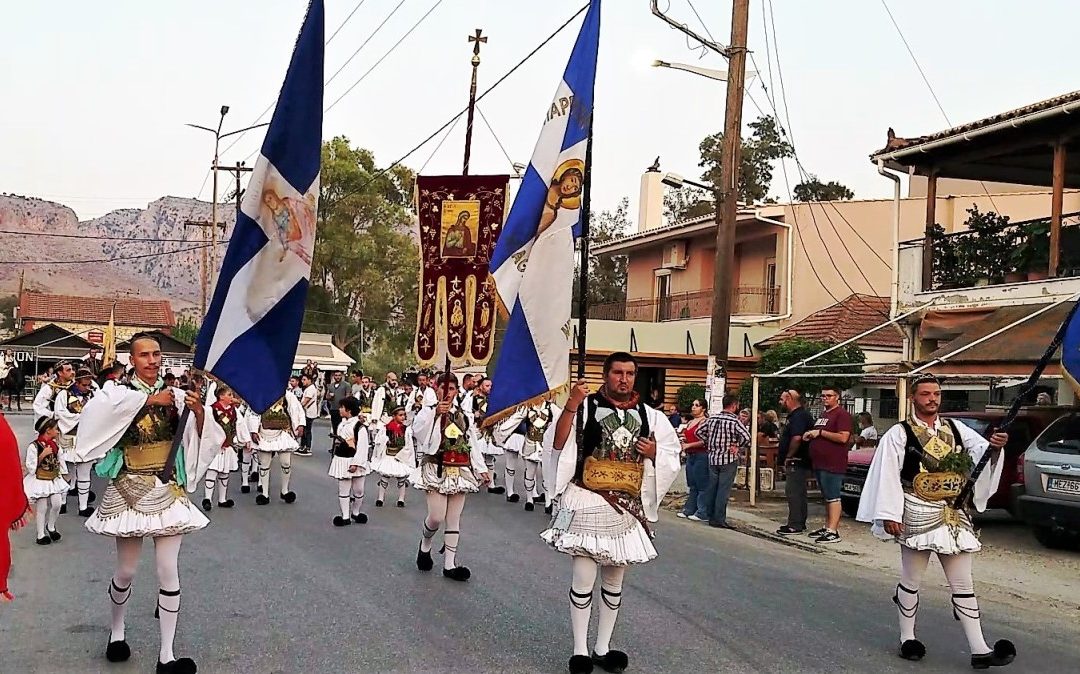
[484,0,601,424]
[194,0,324,413]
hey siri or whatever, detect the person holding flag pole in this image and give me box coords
[74,2,325,672]
[484,3,679,672]
[857,298,1080,669]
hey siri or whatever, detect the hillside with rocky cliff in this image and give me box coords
[0,194,236,312]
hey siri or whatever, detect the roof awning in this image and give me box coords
[919,301,1076,374]
[292,333,355,372]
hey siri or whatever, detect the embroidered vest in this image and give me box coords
[899,419,966,501]
[385,423,407,457]
[34,441,61,480]
[261,398,292,430]
[575,395,651,497]
[64,386,94,433]
[333,419,358,458]
[439,409,472,466]
[357,389,374,414]
[213,404,238,447]
[118,386,179,474]
[526,403,554,443]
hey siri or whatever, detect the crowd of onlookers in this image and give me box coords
[669,387,880,545]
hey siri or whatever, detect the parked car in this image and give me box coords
[840,407,1065,519]
[1018,411,1080,549]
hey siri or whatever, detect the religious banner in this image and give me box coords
[414,174,509,368]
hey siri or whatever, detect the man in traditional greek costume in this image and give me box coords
[33,360,75,426]
[55,366,98,516]
[543,353,680,674]
[248,388,306,505]
[495,398,560,511]
[463,376,505,495]
[411,373,490,581]
[370,371,402,426]
[74,333,224,674]
[857,374,1015,669]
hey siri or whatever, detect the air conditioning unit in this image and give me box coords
[662,240,688,269]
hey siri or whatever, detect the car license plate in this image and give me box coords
[1047,477,1080,494]
[841,482,862,495]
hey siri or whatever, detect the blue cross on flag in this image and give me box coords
[194,0,324,413]
[485,1,601,422]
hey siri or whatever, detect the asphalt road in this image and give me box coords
[3,413,1078,673]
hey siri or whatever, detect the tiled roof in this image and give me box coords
[757,294,904,350]
[872,90,1080,159]
[18,292,175,329]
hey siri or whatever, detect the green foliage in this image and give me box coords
[575,197,630,307]
[963,205,1012,281]
[0,295,16,332]
[173,316,199,347]
[676,383,706,414]
[304,136,418,373]
[738,337,866,412]
[699,116,794,204]
[937,450,974,476]
[793,175,855,202]
[663,185,713,224]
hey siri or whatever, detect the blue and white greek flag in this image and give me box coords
[486,1,600,421]
[194,0,323,414]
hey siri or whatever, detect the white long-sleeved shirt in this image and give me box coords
[25,440,67,477]
[856,414,1003,526]
[336,416,370,471]
[33,382,65,421]
[54,387,93,435]
[412,404,488,477]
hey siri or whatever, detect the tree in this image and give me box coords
[0,295,16,333]
[738,337,865,412]
[793,176,854,202]
[172,316,199,347]
[574,197,630,310]
[699,115,794,204]
[305,136,418,373]
[663,186,713,224]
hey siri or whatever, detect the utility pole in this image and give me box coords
[706,0,750,410]
[184,218,225,317]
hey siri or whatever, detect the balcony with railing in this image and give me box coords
[897,211,1080,309]
[587,286,782,322]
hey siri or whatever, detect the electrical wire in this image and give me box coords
[335,3,590,203]
[324,0,445,114]
[418,113,463,174]
[324,0,407,88]
[0,243,214,265]
[0,229,230,244]
[476,106,518,173]
[326,0,370,45]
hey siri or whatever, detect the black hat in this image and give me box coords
[35,416,59,435]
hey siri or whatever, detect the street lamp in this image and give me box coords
[661,172,712,192]
[651,59,756,84]
[185,109,269,313]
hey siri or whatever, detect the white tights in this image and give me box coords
[70,461,94,511]
[484,455,499,486]
[258,450,292,496]
[337,476,366,518]
[504,452,522,496]
[898,546,991,655]
[109,535,185,664]
[569,556,626,657]
[34,495,62,539]
[203,470,230,504]
[376,478,408,504]
[420,492,466,570]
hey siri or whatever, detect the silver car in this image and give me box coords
[1020,411,1080,549]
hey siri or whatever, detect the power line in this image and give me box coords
[326,0,370,45]
[419,113,463,174]
[324,0,407,88]
[878,0,950,125]
[476,106,518,173]
[337,3,590,202]
[0,243,213,265]
[0,229,230,244]
[686,0,717,43]
[324,0,445,114]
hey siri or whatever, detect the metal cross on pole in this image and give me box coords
[462,28,487,176]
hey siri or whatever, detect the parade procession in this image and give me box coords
[7,1,1080,673]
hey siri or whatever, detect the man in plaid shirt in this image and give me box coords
[698,394,752,528]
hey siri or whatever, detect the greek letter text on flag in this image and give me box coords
[485,1,601,423]
[194,0,323,414]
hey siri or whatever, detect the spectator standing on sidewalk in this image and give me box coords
[802,386,853,544]
[776,390,814,535]
[677,399,710,522]
[298,374,320,456]
[856,412,879,447]
[698,394,752,529]
[325,371,350,438]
